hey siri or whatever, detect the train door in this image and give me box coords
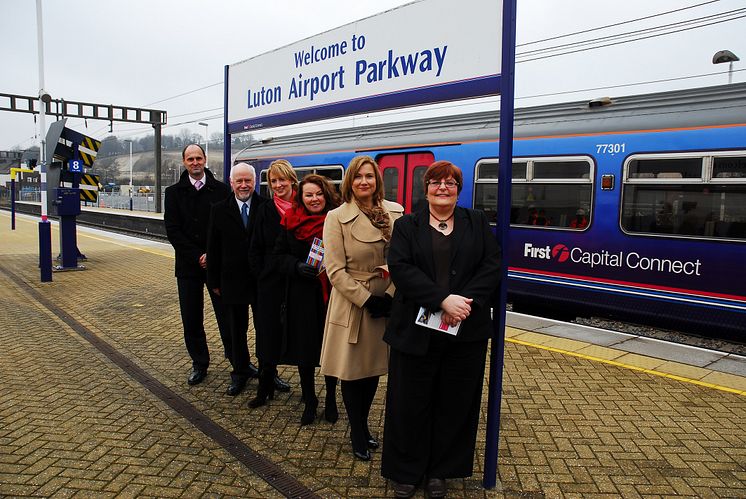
[377,152,434,213]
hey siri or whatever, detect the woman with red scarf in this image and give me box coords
[273,174,342,425]
[247,159,298,408]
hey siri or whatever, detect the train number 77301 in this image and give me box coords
[596,143,626,155]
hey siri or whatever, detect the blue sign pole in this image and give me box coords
[10,178,16,230]
[483,0,517,489]
[223,64,231,183]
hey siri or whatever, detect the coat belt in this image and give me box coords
[346,269,383,282]
[344,268,385,344]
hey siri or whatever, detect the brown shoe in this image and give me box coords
[425,478,446,498]
[392,481,416,498]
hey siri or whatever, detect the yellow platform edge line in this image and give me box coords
[507,337,746,396]
[78,232,174,259]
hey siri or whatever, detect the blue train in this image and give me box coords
[236,83,746,338]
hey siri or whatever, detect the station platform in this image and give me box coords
[1,211,745,498]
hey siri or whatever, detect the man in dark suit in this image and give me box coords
[206,162,265,396]
[164,143,231,386]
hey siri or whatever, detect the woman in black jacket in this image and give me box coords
[273,174,341,425]
[247,159,297,407]
[381,160,501,498]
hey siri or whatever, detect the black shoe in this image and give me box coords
[226,379,247,396]
[187,368,207,386]
[274,375,290,392]
[352,449,371,461]
[247,362,259,378]
[425,478,446,498]
[247,388,274,408]
[248,372,275,409]
[392,481,417,498]
[300,398,318,426]
[365,429,379,449]
[324,404,339,424]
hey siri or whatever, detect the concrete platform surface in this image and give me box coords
[1,212,744,498]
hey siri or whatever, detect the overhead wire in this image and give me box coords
[517,8,746,58]
[517,0,721,46]
[52,2,745,144]
[517,12,746,63]
[142,82,222,107]
[125,2,734,111]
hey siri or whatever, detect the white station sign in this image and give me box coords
[227,0,502,131]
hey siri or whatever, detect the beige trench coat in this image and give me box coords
[320,200,404,380]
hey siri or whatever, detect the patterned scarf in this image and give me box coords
[358,202,392,242]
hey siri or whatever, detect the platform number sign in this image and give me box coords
[68,159,83,173]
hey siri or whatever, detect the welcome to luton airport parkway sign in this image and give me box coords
[224,0,517,489]
[226,0,503,132]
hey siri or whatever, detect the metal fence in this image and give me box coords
[0,188,165,213]
[97,192,164,212]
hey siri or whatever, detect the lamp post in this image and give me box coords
[198,122,209,167]
[712,50,740,84]
[35,0,52,282]
[124,139,133,211]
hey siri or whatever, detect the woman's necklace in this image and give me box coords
[430,210,454,231]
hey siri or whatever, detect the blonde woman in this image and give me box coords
[247,159,297,407]
[320,155,404,461]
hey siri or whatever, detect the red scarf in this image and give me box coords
[273,193,294,218]
[281,204,332,304]
[281,204,325,242]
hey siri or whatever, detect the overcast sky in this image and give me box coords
[1,0,744,152]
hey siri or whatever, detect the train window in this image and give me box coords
[474,156,593,229]
[627,157,703,180]
[476,161,526,179]
[410,166,428,214]
[713,156,746,179]
[533,160,590,180]
[383,167,399,203]
[622,153,746,241]
[478,162,498,179]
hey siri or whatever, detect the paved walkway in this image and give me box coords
[1,212,745,498]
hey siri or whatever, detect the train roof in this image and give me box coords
[236,82,746,160]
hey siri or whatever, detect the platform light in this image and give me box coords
[712,50,739,84]
[588,97,612,109]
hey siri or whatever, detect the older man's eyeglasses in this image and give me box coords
[427,180,459,189]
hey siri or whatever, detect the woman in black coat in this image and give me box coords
[273,174,341,425]
[381,160,501,498]
[247,159,297,407]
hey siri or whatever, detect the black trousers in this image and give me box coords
[381,336,488,484]
[176,276,230,370]
[224,302,259,382]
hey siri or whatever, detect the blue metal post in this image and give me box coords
[483,0,517,489]
[223,64,231,183]
[39,159,53,282]
[39,220,52,282]
[11,178,16,230]
[65,158,80,268]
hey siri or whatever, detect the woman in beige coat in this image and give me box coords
[320,155,403,461]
